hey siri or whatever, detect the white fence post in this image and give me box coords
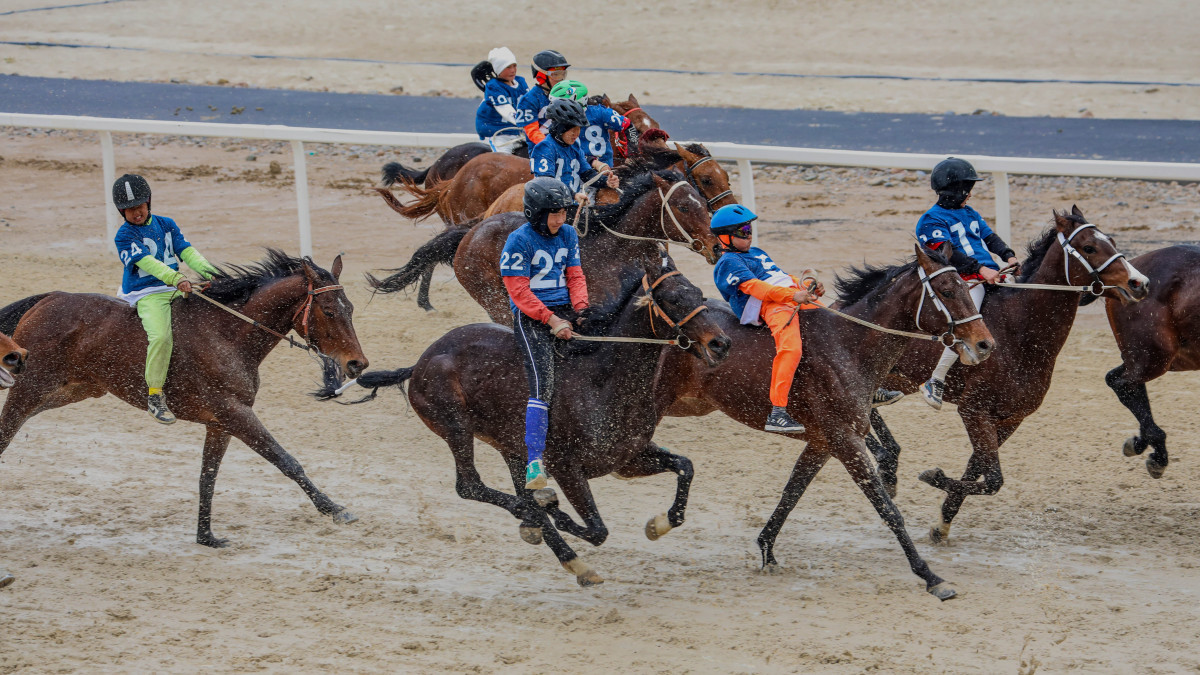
[992,171,1011,242]
[290,140,313,258]
[737,159,756,246]
[100,131,118,253]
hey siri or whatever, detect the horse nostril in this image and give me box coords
[346,360,365,378]
[710,336,731,357]
[977,340,992,353]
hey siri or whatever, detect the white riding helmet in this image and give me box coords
[488,47,517,74]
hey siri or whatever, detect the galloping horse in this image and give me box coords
[868,208,1148,544]
[0,251,368,547]
[0,330,26,588]
[367,170,723,324]
[1097,244,1200,478]
[318,263,731,586]
[652,244,996,600]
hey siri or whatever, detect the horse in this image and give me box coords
[381,142,491,189]
[650,243,996,600]
[0,331,27,391]
[317,263,731,586]
[366,169,725,325]
[1097,244,1200,479]
[0,251,369,547]
[866,207,1149,545]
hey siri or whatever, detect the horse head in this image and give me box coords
[0,331,27,389]
[1053,206,1149,304]
[913,243,996,365]
[649,172,725,264]
[674,143,737,213]
[635,261,731,367]
[296,255,369,378]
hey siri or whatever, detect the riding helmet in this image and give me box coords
[709,204,757,235]
[112,173,152,210]
[930,157,981,194]
[549,79,588,102]
[523,177,576,222]
[531,49,569,85]
[546,98,588,131]
[488,46,517,74]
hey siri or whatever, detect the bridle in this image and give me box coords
[1057,222,1124,295]
[192,278,344,354]
[914,265,984,346]
[580,180,710,256]
[682,154,734,211]
[571,270,708,349]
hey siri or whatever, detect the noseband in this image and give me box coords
[683,154,734,211]
[642,270,708,349]
[1059,223,1125,296]
[915,266,985,347]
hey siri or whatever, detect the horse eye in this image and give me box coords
[679,205,690,213]
[323,310,335,319]
[1083,245,1097,254]
[941,290,954,299]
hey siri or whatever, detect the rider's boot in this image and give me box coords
[920,378,945,411]
[525,459,548,490]
[765,406,805,434]
[148,392,177,425]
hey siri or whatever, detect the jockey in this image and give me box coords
[529,98,619,204]
[548,79,633,170]
[916,157,1019,409]
[500,177,590,489]
[112,174,219,424]
[474,46,529,153]
[515,49,570,147]
[711,205,821,433]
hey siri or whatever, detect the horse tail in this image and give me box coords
[0,293,53,335]
[374,182,445,222]
[312,363,415,404]
[381,161,429,187]
[364,227,470,295]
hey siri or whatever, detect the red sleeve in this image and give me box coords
[523,120,545,145]
[926,241,945,250]
[503,276,553,323]
[565,265,589,310]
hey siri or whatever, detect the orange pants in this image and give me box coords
[761,300,803,407]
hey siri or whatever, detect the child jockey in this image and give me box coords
[916,157,1019,409]
[529,98,619,204]
[501,177,590,489]
[474,46,529,153]
[112,174,219,424]
[547,79,633,170]
[515,49,570,147]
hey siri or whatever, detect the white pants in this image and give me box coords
[930,282,986,382]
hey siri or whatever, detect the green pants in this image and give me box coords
[136,291,176,390]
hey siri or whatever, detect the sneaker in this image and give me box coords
[764,407,805,434]
[920,379,945,411]
[148,393,177,425]
[525,459,548,490]
[871,388,904,408]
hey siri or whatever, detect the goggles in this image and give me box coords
[730,224,754,238]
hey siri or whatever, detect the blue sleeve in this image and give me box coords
[515,91,538,124]
[600,108,627,132]
[566,227,582,266]
[500,231,532,278]
[715,255,754,295]
[162,217,193,253]
[529,143,555,177]
[114,227,147,267]
[916,213,952,247]
[971,209,994,239]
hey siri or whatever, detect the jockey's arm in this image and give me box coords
[134,256,185,287]
[179,246,219,280]
[738,279,801,305]
[926,240,982,276]
[565,266,588,310]
[494,103,518,125]
[523,120,545,145]
[502,276,554,324]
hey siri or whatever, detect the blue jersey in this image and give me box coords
[515,86,551,135]
[915,205,998,274]
[114,214,192,303]
[529,137,597,193]
[580,105,629,166]
[714,247,796,325]
[476,76,529,139]
[501,222,583,309]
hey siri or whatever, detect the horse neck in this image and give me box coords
[838,272,935,372]
[582,296,672,396]
[231,276,308,362]
[1000,238,1081,350]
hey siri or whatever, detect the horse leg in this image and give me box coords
[501,452,550,545]
[417,265,435,312]
[540,467,609,547]
[0,377,98,455]
[196,427,232,547]
[917,415,1005,544]
[219,405,356,524]
[756,441,831,569]
[839,439,956,600]
[613,441,694,540]
[868,409,903,498]
[1106,364,1170,478]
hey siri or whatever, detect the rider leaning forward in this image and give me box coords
[548,79,632,171]
[529,98,620,204]
[916,157,1019,410]
[112,174,219,424]
[501,178,590,489]
[516,49,571,147]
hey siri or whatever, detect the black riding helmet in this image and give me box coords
[546,99,588,144]
[931,157,982,209]
[531,49,569,86]
[523,177,576,236]
[113,173,152,213]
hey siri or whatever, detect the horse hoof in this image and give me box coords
[532,488,558,508]
[562,557,604,587]
[0,571,15,589]
[519,526,543,545]
[929,521,951,546]
[645,513,673,541]
[918,468,946,490]
[1146,457,1167,479]
[759,562,782,575]
[332,509,359,525]
[197,534,230,549]
[1123,436,1141,457]
[928,582,957,601]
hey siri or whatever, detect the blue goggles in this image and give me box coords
[730,224,754,238]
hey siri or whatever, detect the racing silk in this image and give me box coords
[714,247,799,325]
[529,136,599,193]
[114,214,215,305]
[916,204,998,279]
[501,222,586,320]
[516,86,552,145]
[476,75,529,139]
[581,105,630,166]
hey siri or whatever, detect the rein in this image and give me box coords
[571,270,706,349]
[192,279,344,353]
[583,181,707,255]
[967,223,1122,296]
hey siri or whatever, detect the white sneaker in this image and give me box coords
[920,379,945,411]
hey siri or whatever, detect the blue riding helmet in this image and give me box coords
[710,204,757,235]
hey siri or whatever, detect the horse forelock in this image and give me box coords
[204,249,334,306]
[682,143,710,158]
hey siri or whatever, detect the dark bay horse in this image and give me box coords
[1098,244,1200,478]
[0,251,368,547]
[868,207,1149,544]
[652,244,996,600]
[367,170,723,324]
[319,264,731,586]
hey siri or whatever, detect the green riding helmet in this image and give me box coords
[549,80,588,102]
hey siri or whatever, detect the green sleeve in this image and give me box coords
[134,256,185,286]
[179,247,219,280]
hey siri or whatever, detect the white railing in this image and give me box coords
[4,112,1200,255]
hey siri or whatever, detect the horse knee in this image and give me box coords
[1104,365,1126,390]
[982,472,1004,495]
[671,454,694,479]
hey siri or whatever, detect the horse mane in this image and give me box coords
[834,247,951,308]
[589,168,686,233]
[203,249,335,306]
[559,266,649,356]
[1011,212,1086,284]
[617,150,681,177]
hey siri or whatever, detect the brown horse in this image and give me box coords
[367,170,724,325]
[0,251,369,547]
[381,142,491,189]
[651,244,996,600]
[1099,244,1200,478]
[318,262,731,586]
[867,207,1149,545]
[0,331,27,391]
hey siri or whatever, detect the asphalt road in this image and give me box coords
[3,74,1199,162]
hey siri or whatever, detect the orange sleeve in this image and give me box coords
[738,279,797,304]
[503,276,554,323]
[565,266,589,310]
[523,120,545,145]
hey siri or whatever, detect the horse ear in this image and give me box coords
[626,93,639,107]
[1052,209,1073,233]
[1071,204,1085,219]
[914,242,935,271]
[673,143,695,162]
[330,254,343,280]
[301,258,319,284]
